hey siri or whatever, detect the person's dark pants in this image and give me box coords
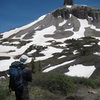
[15,87,23,100]
[22,85,29,100]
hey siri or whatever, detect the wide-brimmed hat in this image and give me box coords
[20,55,29,64]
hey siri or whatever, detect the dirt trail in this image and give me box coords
[53,86,100,100]
[74,86,100,100]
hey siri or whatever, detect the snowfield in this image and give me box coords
[1,15,46,39]
[0,57,15,72]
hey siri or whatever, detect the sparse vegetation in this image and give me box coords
[0,73,100,100]
[32,73,75,95]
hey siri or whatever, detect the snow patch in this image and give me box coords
[91,25,100,31]
[68,23,71,25]
[59,20,67,26]
[65,64,96,78]
[43,60,75,72]
[35,46,63,61]
[83,44,93,47]
[27,50,36,55]
[93,52,100,56]
[58,55,66,59]
[98,42,100,45]
[73,50,78,55]
[0,76,5,79]
[11,41,20,45]
[66,5,72,8]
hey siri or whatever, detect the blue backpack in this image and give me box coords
[9,61,23,91]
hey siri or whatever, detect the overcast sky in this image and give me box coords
[0,0,100,32]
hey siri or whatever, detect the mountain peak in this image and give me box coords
[64,0,74,5]
[0,0,100,78]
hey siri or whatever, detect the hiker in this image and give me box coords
[9,55,32,100]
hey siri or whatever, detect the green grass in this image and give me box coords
[0,79,15,100]
[30,87,60,100]
[31,73,75,95]
[0,73,100,100]
[0,80,59,100]
[72,77,100,88]
[0,79,62,100]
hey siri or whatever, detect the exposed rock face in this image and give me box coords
[64,0,74,5]
[52,5,100,28]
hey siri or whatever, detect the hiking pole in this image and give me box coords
[9,89,12,100]
[10,91,13,100]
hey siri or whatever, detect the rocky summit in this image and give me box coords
[64,0,74,5]
[0,0,100,78]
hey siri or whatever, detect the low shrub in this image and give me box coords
[32,73,100,95]
[29,86,58,100]
[32,72,75,95]
[72,77,100,88]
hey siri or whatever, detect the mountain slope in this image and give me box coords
[0,4,100,78]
